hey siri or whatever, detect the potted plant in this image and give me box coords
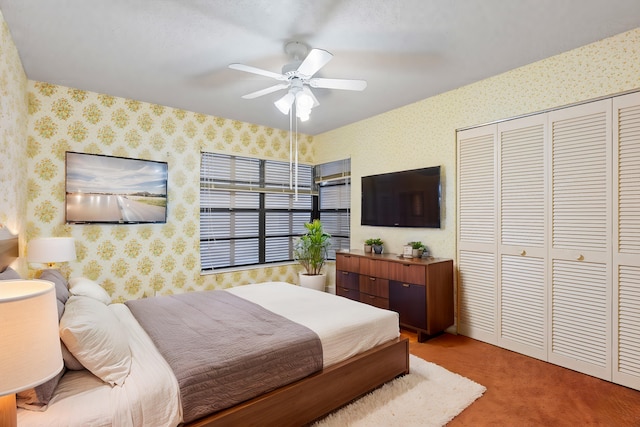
[294,219,331,291]
[364,238,376,253]
[409,241,425,258]
[368,238,384,254]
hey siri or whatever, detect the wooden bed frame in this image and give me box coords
[0,239,409,427]
[187,337,410,427]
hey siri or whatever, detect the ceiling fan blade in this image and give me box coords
[229,63,287,81]
[241,83,290,99]
[296,48,333,77]
[309,78,367,91]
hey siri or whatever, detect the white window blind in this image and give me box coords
[316,159,351,258]
[200,152,314,270]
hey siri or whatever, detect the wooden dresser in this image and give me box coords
[336,250,454,342]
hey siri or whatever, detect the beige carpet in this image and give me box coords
[314,355,486,427]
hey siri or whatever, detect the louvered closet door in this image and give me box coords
[613,92,640,390]
[457,125,498,343]
[548,100,612,380]
[497,115,547,360]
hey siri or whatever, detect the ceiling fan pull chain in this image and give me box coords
[294,105,299,201]
[289,109,293,190]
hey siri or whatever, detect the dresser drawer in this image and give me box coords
[388,263,426,285]
[337,287,360,301]
[336,253,360,273]
[359,293,389,310]
[389,280,426,330]
[336,270,359,290]
[359,258,390,279]
[359,275,389,298]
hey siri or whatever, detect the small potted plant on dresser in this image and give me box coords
[294,219,331,291]
[409,241,425,258]
[364,238,376,253]
[369,238,384,254]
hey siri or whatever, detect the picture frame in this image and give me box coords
[65,152,168,224]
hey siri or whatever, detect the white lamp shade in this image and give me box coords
[27,237,76,264]
[0,280,63,395]
[274,92,295,115]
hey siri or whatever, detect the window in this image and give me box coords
[316,159,351,259]
[200,153,314,270]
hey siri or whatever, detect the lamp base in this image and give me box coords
[0,393,17,427]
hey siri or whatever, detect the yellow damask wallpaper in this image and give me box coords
[315,27,640,261]
[27,82,315,301]
[0,11,28,267]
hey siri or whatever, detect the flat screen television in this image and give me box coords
[361,166,441,228]
[65,152,168,224]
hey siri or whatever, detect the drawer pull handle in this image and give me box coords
[520,250,526,256]
[343,289,349,292]
[577,254,584,261]
[402,283,410,288]
[403,264,410,267]
[368,295,375,299]
[369,277,376,281]
[341,271,349,275]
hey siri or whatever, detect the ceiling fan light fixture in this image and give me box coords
[295,91,314,113]
[274,92,294,115]
[295,90,314,122]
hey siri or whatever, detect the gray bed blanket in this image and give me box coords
[125,289,323,423]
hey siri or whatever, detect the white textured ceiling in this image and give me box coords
[1,0,640,135]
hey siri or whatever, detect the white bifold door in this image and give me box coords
[457,92,640,390]
[612,92,640,390]
[547,99,612,380]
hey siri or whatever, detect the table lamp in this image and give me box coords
[27,237,76,268]
[0,280,63,427]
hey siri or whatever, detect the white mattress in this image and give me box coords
[226,281,400,367]
[17,304,182,427]
[17,282,399,426]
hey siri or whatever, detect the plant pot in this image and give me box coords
[412,248,422,258]
[373,244,383,254]
[299,273,326,292]
[364,244,372,253]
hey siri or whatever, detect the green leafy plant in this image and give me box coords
[409,241,424,250]
[294,219,331,276]
[366,238,383,246]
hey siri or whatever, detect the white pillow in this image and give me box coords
[59,296,131,386]
[68,277,112,305]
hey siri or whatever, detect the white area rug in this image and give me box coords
[314,355,486,427]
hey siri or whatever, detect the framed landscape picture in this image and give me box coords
[65,152,168,224]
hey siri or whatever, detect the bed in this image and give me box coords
[1,248,409,426]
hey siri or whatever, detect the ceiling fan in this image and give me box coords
[229,41,367,121]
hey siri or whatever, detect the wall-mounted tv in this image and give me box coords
[361,166,441,228]
[65,152,168,224]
